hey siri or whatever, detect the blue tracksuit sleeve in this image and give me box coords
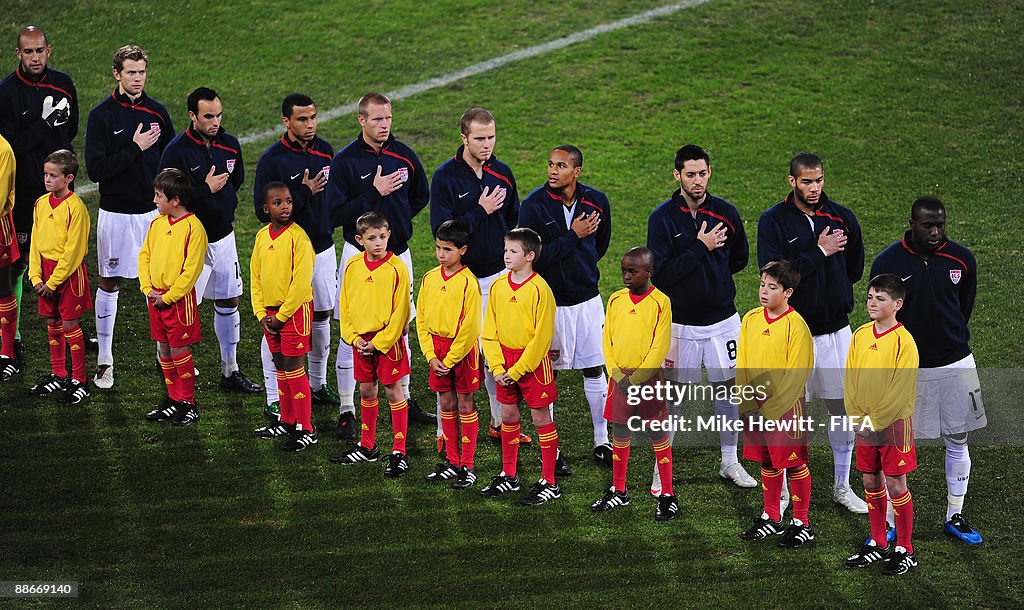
[85,108,143,182]
[252,153,273,223]
[409,153,430,218]
[327,158,382,228]
[961,250,977,325]
[729,209,749,274]
[845,211,865,285]
[648,210,709,289]
[756,209,826,273]
[429,176,487,234]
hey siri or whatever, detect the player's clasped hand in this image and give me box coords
[261,315,282,336]
[147,290,170,310]
[494,372,514,386]
[478,185,506,214]
[34,282,54,298]
[818,226,847,256]
[571,211,601,238]
[429,357,450,377]
[302,168,328,195]
[132,123,160,151]
[696,220,728,251]
[373,165,404,197]
[354,337,377,356]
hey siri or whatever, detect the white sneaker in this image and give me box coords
[834,484,869,514]
[780,486,791,515]
[650,467,662,497]
[93,364,114,389]
[719,461,758,488]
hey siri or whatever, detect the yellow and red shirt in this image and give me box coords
[250,222,314,322]
[603,286,672,385]
[735,306,814,419]
[28,191,90,290]
[416,264,482,368]
[481,271,556,381]
[138,212,208,305]
[338,251,410,353]
[844,321,919,431]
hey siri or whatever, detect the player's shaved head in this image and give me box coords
[910,195,945,221]
[17,25,48,47]
[623,246,653,270]
[552,144,583,168]
[789,151,822,177]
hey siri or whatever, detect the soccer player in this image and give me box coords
[416,220,483,489]
[0,134,18,380]
[757,152,867,514]
[871,196,985,545]
[0,26,78,367]
[590,247,679,521]
[85,44,175,389]
[479,228,562,506]
[138,169,207,426]
[27,150,91,404]
[326,92,434,432]
[843,274,920,575]
[646,144,756,491]
[430,108,533,450]
[253,93,336,422]
[249,183,317,451]
[519,144,613,466]
[736,261,815,547]
[329,211,413,477]
[159,86,262,394]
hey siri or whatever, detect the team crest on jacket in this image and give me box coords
[322,166,330,180]
[949,269,962,284]
[398,167,409,183]
[226,159,236,173]
[150,122,160,131]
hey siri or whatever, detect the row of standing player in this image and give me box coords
[0,33,984,548]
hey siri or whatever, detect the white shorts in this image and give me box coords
[550,295,605,370]
[312,246,338,312]
[806,326,852,400]
[663,313,740,384]
[98,208,159,278]
[914,354,986,439]
[333,242,414,321]
[193,232,244,302]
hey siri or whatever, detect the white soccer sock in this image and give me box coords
[828,420,855,488]
[944,439,971,520]
[400,335,412,399]
[436,394,443,437]
[335,339,355,415]
[715,396,739,464]
[484,369,501,429]
[261,335,278,405]
[584,373,609,446]
[94,288,118,366]
[308,318,330,390]
[214,305,240,376]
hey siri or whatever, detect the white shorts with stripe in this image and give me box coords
[550,294,605,370]
[312,245,338,312]
[914,353,986,439]
[193,231,244,303]
[663,313,740,384]
[97,208,159,278]
[806,325,852,400]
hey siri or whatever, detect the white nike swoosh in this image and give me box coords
[902,275,913,281]
[458,192,470,199]
[673,232,683,238]
[788,237,799,243]
[190,165,201,171]
[114,129,125,134]
[290,173,301,180]
[360,172,372,179]
[21,109,30,116]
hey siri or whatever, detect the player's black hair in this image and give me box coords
[113,44,147,72]
[154,168,191,208]
[187,86,219,115]
[355,210,390,235]
[760,260,801,291]
[460,108,495,135]
[43,149,78,177]
[623,246,654,270]
[261,181,290,204]
[867,274,907,301]
[282,93,314,118]
[506,227,542,258]
[910,195,945,220]
[552,144,583,168]
[789,151,822,177]
[434,220,470,249]
[674,144,710,171]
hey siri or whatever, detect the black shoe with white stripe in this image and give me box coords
[426,461,458,482]
[56,378,90,405]
[171,402,200,426]
[591,487,630,512]
[777,519,815,548]
[655,494,680,521]
[30,373,66,396]
[0,356,19,381]
[383,452,409,477]
[845,542,890,569]
[329,444,381,464]
[280,428,318,452]
[521,479,562,506]
[740,514,785,541]
[254,421,293,438]
[146,397,179,422]
[451,466,478,489]
[480,473,523,497]
[882,546,919,576]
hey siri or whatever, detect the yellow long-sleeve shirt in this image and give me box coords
[416,264,482,368]
[735,306,814,419]
[28,191,90,290]
[481,271,555,381]
[338,251,410,353]
[844,321,919,431]
[603,286,672,386]
[0,135,14,216]
[138,212,208,305]
[250,222,314,322]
